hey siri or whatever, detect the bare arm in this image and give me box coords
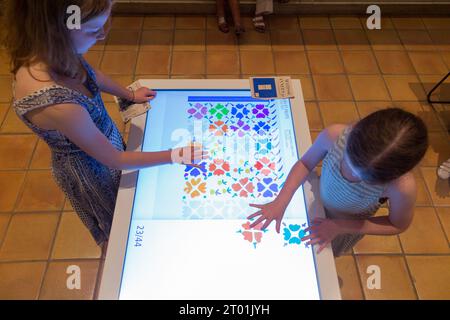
[40,104,206,171]
[276,124,347,206]
[249,124,347,232]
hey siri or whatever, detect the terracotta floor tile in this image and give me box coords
[30,139,52,170]
[383,75,426,101]
[302,30,338,51]
[240,51,274,75]
[421,131,450,167]
[83,51,103,69]
[0,262,46,300]
[439,51,450,68]
[354,208,403,254]
[412,169,433,207]
[397,30,435,51]
[52,212,101,260]
[206,28,238,51]
[394,101,443,133]
[175,15,206,29]
[421,167,450,207]
[355,255,417,299]
[0,50,10,75]
[270,29,304,51]
[330,16,363,29]
[406,256,450,300]
[0,171,25,212]
[207,51,240,75]
[428,30,450,51]
[305,102,323,130]
[63,198,74,212]
[0,134,37,169]
[101,75,133,103]
[356,101,392,118]
[334,256,364,300]
[297,75,315,101]
[366,29,404,51]
[0,107,32,133]
[105,29,141,51]
[274,51,309,74]
[422,17,450,29]
[143,15,175,29]
[392,17,426,30]
[348,75,391,101]
[40,260,100,300]
[268,15,299,30]
[308,51,344,74]
[408,51,448,75]
[238,30,272,51]
[0,76,13,103]
[16,171,65,212]
[319,101,359,126]
[100,51,137,75]
[0,214,11,243]
[171,51,206,75]
[0,213,59,261]
[374,51,415,74]
[173,29,205,51]
[399,207,450,254]
[135,51,170,75]
[341,51,379,74]
[435,207,450,242]
[0,103,8,125]
[334,30,370,51]
[140,30,173,51]
[299,16,331,29]
[313,75,353,101]
[111,16,143,30]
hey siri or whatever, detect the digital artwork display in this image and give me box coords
[118,90,320,300]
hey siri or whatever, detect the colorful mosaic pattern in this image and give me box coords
[183,100,285,220]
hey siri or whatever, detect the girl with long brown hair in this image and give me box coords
[2,0,207,246]
[248,108,429,256]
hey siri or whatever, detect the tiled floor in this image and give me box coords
[0,14,449,300]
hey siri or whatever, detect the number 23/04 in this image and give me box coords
[135,225,144,247]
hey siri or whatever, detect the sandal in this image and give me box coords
[218,16,229,33]
[438,158,450,179]
[253,16,266,33]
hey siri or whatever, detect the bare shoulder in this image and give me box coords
[322,124,348,143]
[386,172,417,200]
[14,63,57,101]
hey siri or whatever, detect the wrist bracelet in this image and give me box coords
[128,88,135,102]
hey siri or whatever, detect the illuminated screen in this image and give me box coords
[119,90,320,299]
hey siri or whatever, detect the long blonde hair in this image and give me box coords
[1,0,112,82]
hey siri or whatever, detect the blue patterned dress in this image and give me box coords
[13,58,125,245]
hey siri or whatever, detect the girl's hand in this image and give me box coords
[247,199,289,233]
[302,217,342,254]
[131,87,157,103]
[171,144,209,168]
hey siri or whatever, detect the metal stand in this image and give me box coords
[427,71,450,105]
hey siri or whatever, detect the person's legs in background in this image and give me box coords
[228,0,245,35]
[216,0,230,33]
[253,0,273,33]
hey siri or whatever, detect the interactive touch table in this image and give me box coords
[98,79,341,300]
